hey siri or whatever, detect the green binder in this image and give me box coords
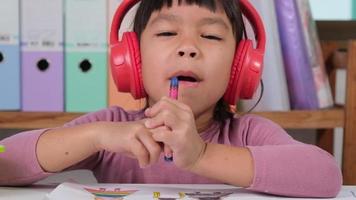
[353,0,356,19]
[65,52,107,112]
[64,0,107,112]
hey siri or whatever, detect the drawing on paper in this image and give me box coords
[184,191,233,200]
[83,187,137,200]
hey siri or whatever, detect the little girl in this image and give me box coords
[0,0,341,198]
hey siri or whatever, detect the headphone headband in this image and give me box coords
[110,0,139,44]
[239,0,266,52]
[110,0,266,53]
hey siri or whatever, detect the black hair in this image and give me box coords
[133,0,245,122]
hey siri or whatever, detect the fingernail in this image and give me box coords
[139,162,146,168]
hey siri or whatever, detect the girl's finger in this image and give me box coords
[137,131,162,165]
[144,109,182,130]
[150,127,175,161]
[151,126,173,160]
[150,127,173,145]
[145,97,189,118]
[130,138,150,168]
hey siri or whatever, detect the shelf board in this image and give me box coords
[254,108,344,129]
[0,108,344,130]
[0,112,84,129]
[316,20,356,40]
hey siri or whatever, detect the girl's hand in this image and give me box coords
[94,120,162,168]
[144,97,207,170]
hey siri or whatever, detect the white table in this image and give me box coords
[0,185,355,200]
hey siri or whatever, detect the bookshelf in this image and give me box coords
[0,108,345,130]
[0,21,356,184]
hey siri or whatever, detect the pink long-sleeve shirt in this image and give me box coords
[0,107,342,197]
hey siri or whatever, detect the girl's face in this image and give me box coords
[140,1,236,119]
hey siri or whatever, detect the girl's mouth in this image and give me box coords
[177,75,198,82]
[170,71,202,88]
[176,75,200,88]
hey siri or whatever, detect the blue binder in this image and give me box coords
[0,0,21,110]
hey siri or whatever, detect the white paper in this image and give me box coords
[44,183,356,200]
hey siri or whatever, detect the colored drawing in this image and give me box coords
[184,191,233,200]
[153,191,185,199]
[84,187,137,200]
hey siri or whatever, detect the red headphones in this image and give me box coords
[110,0,266,105]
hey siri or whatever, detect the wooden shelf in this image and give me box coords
[316,20,356,40]
[0,108,344,130]
[0,112,83,129]
[255,108,344,129]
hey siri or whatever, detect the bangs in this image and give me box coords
[134,0,242,41]
[149,0,219,12]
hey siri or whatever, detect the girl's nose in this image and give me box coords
[178,50,197,58]
[176,40,200,58]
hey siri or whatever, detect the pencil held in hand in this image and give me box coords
[169,77,179,99]
[164,77,179,162]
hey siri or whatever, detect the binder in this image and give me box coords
[65,0,108,112]
[107,0,143,110]
[21,0,64,111]
[275,0,319,110]
[353,0,356,19]
[240,0,290,112]
[296,0,334,108]
[0,0,21,110]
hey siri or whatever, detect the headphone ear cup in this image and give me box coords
[224,39,263,105]
[110,32,146,99]
[224,40,249,105]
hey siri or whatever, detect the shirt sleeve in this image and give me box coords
[0,129,52,186]
[237,115,342,198]
[0,107,128,186]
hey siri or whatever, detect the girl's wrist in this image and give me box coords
[187,142,209,173]
[85,122,105,152]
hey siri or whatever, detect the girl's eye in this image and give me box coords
[156,32,177,37]
[202,35,222,41]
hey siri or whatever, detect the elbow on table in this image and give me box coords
[307,149,343,198]
[320,163,343,198]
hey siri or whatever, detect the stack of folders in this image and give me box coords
[274,0,333,110]
[0,0,143,113]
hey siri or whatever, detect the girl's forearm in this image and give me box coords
[189,143,254,187]
[36,123,100,173]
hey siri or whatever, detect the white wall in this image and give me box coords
[309,0,352,20]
